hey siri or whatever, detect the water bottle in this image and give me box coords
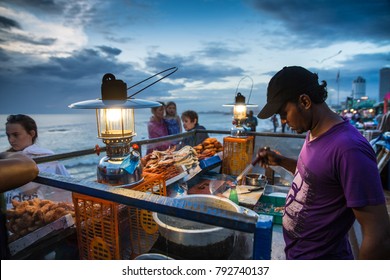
[229,185,239,205]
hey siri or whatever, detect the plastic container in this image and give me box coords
[229,185,239,204]
[134,253,173,260]
[199,154,222,169]
[72,173,166,260]
[263,184,289,196]
[222,136,254,176]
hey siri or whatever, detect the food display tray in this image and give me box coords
[253,194,285,225]
[8,214,74,256]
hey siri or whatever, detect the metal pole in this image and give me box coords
[337,75,340,106]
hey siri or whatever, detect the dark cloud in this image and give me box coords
[0,28,57,46]
[18,48,129,79]
[1,0,97,28]
[105,36,134,44]
[144,52,245,83]
[0,47,135,114]
[0,16,21,30]
[0,46,187,113]
[196,42,247,59]
[2,0,72,14]
[249,0,390,45]
[97,45,122,56]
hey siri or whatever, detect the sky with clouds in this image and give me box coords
[0,0,389,115]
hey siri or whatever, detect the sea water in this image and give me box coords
[0,112,274,181]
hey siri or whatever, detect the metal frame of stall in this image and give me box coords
[2,130,306,260]
[33,172,273,259]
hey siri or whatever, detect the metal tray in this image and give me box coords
[263,184,289,196]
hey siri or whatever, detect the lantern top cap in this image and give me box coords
[69,73,162,109]
[223,92,258,107]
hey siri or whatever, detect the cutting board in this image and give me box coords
[222,185,264,207]
[188,179,212,194]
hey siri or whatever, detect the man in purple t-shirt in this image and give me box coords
[256,66,390,259]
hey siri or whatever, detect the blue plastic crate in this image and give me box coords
[199,154,222,169]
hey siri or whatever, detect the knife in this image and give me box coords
[239,186,264,194]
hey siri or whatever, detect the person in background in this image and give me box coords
[244,110,258,131]
[256,66,390,259]
[5,114,71,208]
[374,112,383,129]
[271,114,279,132]
[281,120,287,133]
[181,110,209,146]
[354,117,365,130]
[164,101,182,135]
[378,111,390,133]
[147,102,170,153]
[0,152,39,259]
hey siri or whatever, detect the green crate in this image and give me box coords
[253,194,285,224]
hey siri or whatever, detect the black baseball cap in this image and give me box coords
[258,66,319,119]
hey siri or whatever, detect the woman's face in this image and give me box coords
[6,123,34,151]
[153,106,165,120]
[182,116,196,131]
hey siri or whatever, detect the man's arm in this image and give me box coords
[353,204,390,259]
[0,152,39,192]
[257,148,297,174]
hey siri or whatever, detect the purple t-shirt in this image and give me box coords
[283,119,385,259]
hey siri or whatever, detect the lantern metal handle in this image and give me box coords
[127,66,178,98]
[235,75,254,104]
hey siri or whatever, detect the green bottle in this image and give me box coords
[229,185,239,205]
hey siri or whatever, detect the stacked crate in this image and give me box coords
[222,136,254,176]
[72,173,166,259]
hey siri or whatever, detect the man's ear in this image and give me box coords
[298,94,311,109]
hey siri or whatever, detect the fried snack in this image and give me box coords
[194,144,203,149]
[214,142,222,149]
[38,199,52,207]
[6,198,75,242]
[194,138,223,159]
[203,144,214,149]
[203,137,218,144]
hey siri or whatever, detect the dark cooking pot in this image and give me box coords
[245,173,267,187]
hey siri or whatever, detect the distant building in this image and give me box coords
[379,67,390,102]
[352,76,366,99]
